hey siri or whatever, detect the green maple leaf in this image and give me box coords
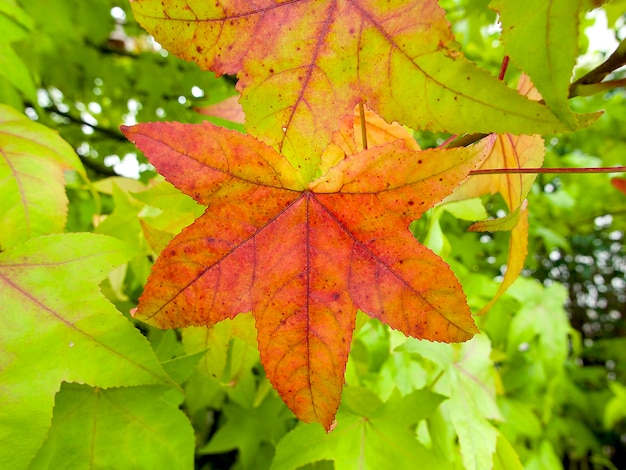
[271,387,448,470]
[491,0,586,127]
[0,233,173,469]
[0,104,85,249]
[198,392,294,469]
[130,0,577,180]
[399,334,502,470]
[29,383,194,469]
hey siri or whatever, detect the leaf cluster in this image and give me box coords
[1,0,626,469]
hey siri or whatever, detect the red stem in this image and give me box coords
[469,166,626,175]
[498,56,510,81]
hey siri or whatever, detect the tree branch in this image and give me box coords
[570,37,626,96]
[48,108,128,142]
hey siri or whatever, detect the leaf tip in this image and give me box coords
[119,124,134,139]
[326,418,338,433]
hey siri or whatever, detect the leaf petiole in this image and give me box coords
[469,166,626,175]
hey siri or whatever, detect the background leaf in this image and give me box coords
[198,392,293,470]
[491,0,584,127]
[400,335,502,469]
[0,104,85,249]
[0,1,36,103]
[271,388,448,470]
[30,383,194,470]
[0,233,172,470]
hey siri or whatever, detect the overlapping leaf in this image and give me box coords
[0,1,37,102]
[195,94,246,125]
[130,0,574,180]
[122,121,494,429]
[399,335,502,470]
[30,383,194,470]
[198,392,293,468]
[0,233,172,469]
[320,104,420,175]
[0,104,85,249]
[444,76,545,313]
[491,0,583,126]
[271,387,448,470]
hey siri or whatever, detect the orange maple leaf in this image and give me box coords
[122,122,493,429]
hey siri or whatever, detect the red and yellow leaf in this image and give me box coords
[195,95,246,125]
[445,73,545,212]
[477,203,529,315]
[444,128,541,299]
[444,75,545,313]
[321,105,419,173]
[122,121,493,429]
[445,132,544,215]
[130,0,573,180]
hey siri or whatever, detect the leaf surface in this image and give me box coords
[0,2,37,102]
[198,392,293,469]
[491,0,583,126]
[130,0,573,180]
[0,233,172,469]
[0,104,85,249]
[476,204,529,315]
[122,121,493,429]
[270,388,448,470]
[29,384,194,470]
[400,335,502,470]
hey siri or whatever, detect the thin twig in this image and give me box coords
[571,78,626,97]
[498,55,510,81]
[48,108,128,142]
[570,38,626,92]
[469,166,626,176]
[446,133,488,148]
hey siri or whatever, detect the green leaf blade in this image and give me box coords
[29,384,194,470]
[0,233,172,470]
[271,387,448,470]
[491,0,584,127]
[0,105,85,249]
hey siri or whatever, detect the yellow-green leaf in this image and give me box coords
[0,104,85,249]
[130,0,577,180]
